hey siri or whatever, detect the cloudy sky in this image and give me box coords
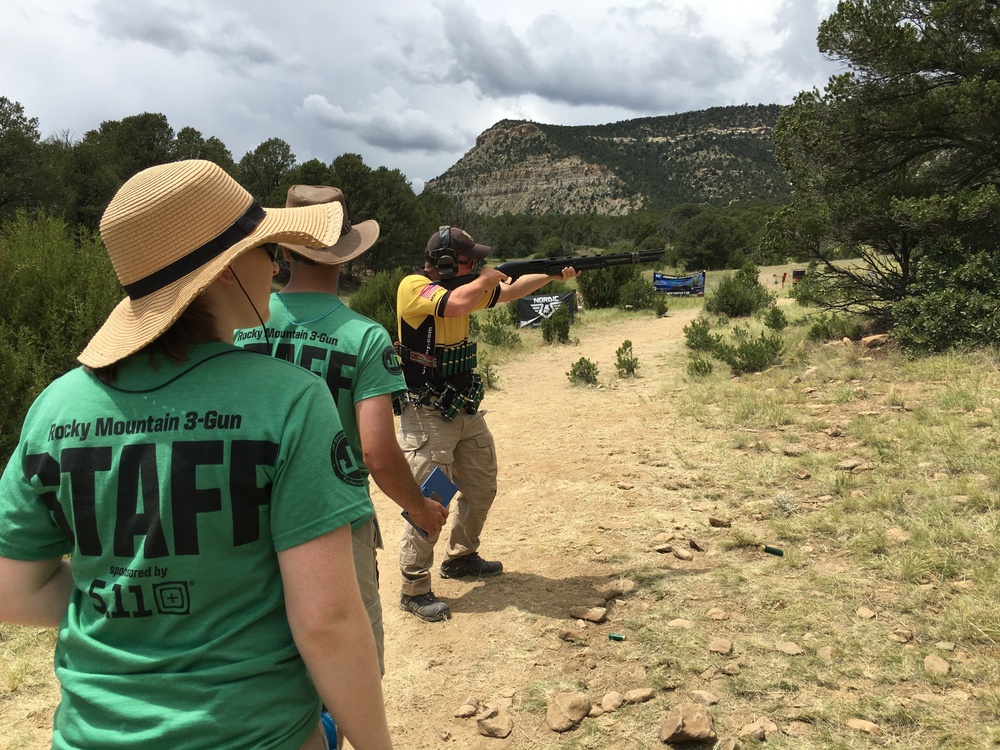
[3,0,842,192]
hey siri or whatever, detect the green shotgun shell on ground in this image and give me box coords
[609,633,625,641]
[762,545,784,556]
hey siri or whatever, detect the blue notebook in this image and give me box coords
[402,467,457,537]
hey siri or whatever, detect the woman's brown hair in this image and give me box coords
[88,297,218,384]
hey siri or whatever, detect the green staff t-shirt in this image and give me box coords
[235,292,407,482]
[0,342,373,750]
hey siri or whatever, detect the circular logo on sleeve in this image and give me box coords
[382,345,403,375]
[331,431,366,487]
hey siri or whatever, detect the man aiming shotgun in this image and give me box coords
[394,228,661,622]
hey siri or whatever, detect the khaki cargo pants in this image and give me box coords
[351,515,385,675]
[397,404,498,596]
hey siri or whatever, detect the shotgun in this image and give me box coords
[434,248,664,289]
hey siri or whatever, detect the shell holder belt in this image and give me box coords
[394,375,485,421]
[394,341,478,377]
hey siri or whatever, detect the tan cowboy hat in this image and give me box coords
[78,160,344,368]
[280,185,380,265]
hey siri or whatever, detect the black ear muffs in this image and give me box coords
[429,225,459,279]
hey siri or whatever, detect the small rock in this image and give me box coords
[847,718,882,735]
[889,628,912,643]
[911,694,943,704]
[776,641,804,655]
[716,737,739,750]
[816,646,837,661]
[601,691,624,712]
[936,641,956,652]
[721,662,741,675]
[689,690,719,706]
[668,618,694,629]
[654,544,674,554]
[596,579,636,600]
[739,717,778,740]
[708,516,732,528]
[836,458,866,471]
[474,704,498,721]
[624,687,656,704]
[617,482,634,490]
[652,532,675,545]
[783,443,810,456]
[558,628,587,642]
[796,469,811,480]
[709,638,733,655]
[673,548,694,561]
[454,703,478,718]
[688,537,705,552]
[885,527,911,545]
[923,653,951,676]
[569,607,607,623]
[546,691,591,733]
[587,704,603,718]
[699,666,719,680]
[783,721,811,737]
[856,606,877,620]
[706,608,729,620]
[478,708,513,739]
[659,702,717,743]
[861,334,890,348]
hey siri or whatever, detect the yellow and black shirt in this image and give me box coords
[396,272,500,391]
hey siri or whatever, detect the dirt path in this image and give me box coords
[373,307,701,749]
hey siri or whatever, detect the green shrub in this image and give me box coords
[615,340,639,377]
[567,357,599,386]
[683,316,723,352]
[478,308,521,348]
[505,300,520,327]
[893,284,1000,353]
[541,304,572,344]
[686,355,714,377]
[806,312,864,342]
[654,296,669,317]
[617,277,656,311]
[713,325,785,375]
[0,213,121,463]
[480,362,500,390]
[705,261,773,318]
[347,266,409,339]
[763,305,788,331]
[577,265,640,309]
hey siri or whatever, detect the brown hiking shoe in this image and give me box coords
[400,592,451,622]
[440,553,503,579]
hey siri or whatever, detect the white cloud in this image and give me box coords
[0,0,843,188]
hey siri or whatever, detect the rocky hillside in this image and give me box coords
[424,104,789,216]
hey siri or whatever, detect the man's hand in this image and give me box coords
[411,493,449,537]
[478,266,508,286]
[556,266,579,281]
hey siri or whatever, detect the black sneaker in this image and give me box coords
[440,553,503,579]
[399,592,451,622]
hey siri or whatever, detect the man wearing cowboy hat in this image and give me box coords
[0,161,392,749]
[236,185,448,672]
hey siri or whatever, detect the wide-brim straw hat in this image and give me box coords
[280,185,379,265]
[78,159,344,368]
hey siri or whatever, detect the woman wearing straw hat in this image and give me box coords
[0,160,393,750]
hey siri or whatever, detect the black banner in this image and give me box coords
[516,292,576,328]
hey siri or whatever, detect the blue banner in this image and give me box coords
[653,271,705,296]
